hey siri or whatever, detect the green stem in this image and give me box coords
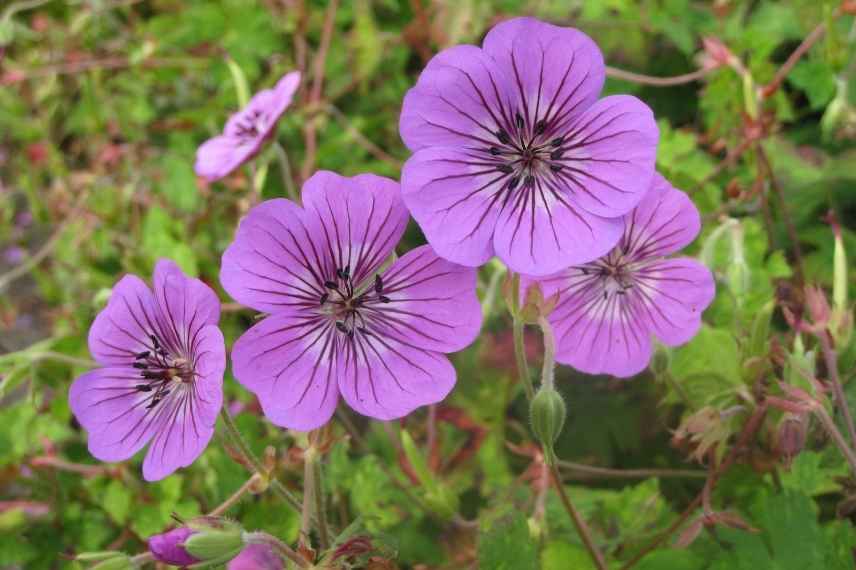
[218,408,303,514]
[537,317,556,391]
[312,454,330,549]
[209,473,260,516]
[272,142,299,202]
[512,318,535,401]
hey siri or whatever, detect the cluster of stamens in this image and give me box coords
[233,109,266,139]
[131,334,192,408]
[579,252,636,301]
[486,111,569,191]
[319,266,391,338]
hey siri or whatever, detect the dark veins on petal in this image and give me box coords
[424,47,636,253]
[92,286,210,451]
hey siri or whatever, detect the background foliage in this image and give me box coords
[2,0,856,568]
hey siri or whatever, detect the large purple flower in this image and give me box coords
[220,171,482,430]
[523,174,715,377]
[69,260,225,481]
[195,71,301,182]
[400,17,658,276]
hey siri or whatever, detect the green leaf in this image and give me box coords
[103,480,132,525]
[670,325,742,407]
[542,541,595,570]
[788,59,837,110]
[478,512,538,570]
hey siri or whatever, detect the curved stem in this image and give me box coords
[605,65,713,86]
[512,318,535,401]
[271,142,298,202]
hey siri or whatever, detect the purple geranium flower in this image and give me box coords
[400,17,659,276]
[195,71,301,182]
[523,174,715,377]
[69,260,225,481]
[220,171,482,430]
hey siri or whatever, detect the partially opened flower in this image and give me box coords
[69,260,225,481]
[220,171,482,430]
[195,71,301,182]
[524,174,715,377]
[400,17,658,276]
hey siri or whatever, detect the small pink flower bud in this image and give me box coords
[776,414,807,468]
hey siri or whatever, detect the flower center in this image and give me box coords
[581,252,637,300]
[318,266,391,337]
[132,334,193,408]
[487,110,568,191]
[234,110,268,140]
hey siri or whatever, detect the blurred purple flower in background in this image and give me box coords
[228,544,283,570]
[195,71,301,182]
[3,246,24,265]
[220,171,482,430]
[400,17,658,276]
[524,174,715,377]
[69,260,225,481]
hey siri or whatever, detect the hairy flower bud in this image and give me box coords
[184,519,245,564]
[776,414,807,469]
[530,386,566,465]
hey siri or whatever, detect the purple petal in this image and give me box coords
[337,334,456,421]
[546,274,653,377]
[634,258,715,346]
[220,198,321,314]
[301,171,409,285]
[228,544,283,570]
[225,70,301,138]
[152,259,221,354]
[493,187,623,276]
[149,527,199,566]
[374,245,482,353]
[231,312,339,431]
[622,174,701,260]
[481,17,605,130]
[552,95,658,218]
[88,275,162,367]
[400,45,517,152]
[69,367,160,462]
[141,328,224,481]
[194,134,254,182]
[401,147,501,267]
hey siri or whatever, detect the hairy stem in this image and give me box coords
[815,405,856,476]
[818,331,856,448]
[219,408,303,514]
[549,464,608,570]
[537,317,556,391]
[272,141,298,202]
[209,473,261,517]
[512,318,535,401]
[312,452,330,550]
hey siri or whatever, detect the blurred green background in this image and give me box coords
[2,0,856,568]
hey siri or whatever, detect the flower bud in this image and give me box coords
[149,527,199,566]
[776,414,807,469]
[184,519,245,564]
[530,386,566,465]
